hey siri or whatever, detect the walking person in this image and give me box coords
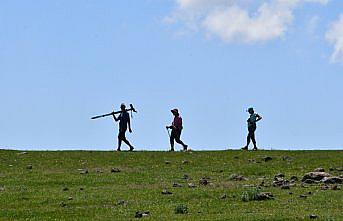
[242,107,262,151]
[166,109,188,151]
[112,103,134,151]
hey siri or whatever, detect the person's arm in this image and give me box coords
[167,119,174,129]
[112,113,119,121]
[256,114,262,122]
[128,114,132,133]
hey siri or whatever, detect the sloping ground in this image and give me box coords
[0,150,342,221]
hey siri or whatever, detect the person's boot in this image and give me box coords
[129,146,134,151]
[183,145,188,151]
[170,148,175,152]
[117,148,121,151]
[241,146,248,150]
[252,146,258,151]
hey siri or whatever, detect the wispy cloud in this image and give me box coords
[326,14,343,63]
[166,0,329,43]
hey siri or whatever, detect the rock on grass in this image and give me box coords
[135,211,150,218]
[322,177,343,184]
[309,214,318,219]
[199,178,209,186]
[117,200,128,206]
[314,168,325,172]
[172,183,182,188]
[229,174,248,181]
[262,156,272,162]
[302,172,331,182]
[162,189,172,195]
[242,188,273,202]
[111,168,121,173]
[188,183,196,188]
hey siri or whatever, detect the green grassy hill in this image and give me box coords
[0,150,342,221]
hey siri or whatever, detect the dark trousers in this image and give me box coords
[117,129,133,150]
[247,125,257,147]
[170,129,186,150]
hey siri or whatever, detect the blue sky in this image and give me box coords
[0,0,343,150]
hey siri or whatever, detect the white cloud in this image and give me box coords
[167,0,329,43]
[326,14,343,63]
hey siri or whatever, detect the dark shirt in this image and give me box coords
[118,111,130,131]
[247,113,260,127]
[172,116,183,130]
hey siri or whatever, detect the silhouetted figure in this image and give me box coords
[166,109,188,151]
[242,107,262,151]
[112,103,134,151]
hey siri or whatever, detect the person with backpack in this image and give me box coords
[242,107,262,151]
[166,109,188,151]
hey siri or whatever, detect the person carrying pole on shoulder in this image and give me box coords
[242,107,262,151]
[112,103,134,151]
[166,109,188,151]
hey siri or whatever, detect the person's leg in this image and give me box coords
[170,130,176,151]
[119,130,134,151]
[250,126,257,150]
[174,129,188,150]
[117,133,122,151]
[242,127,252,150]
[123,138,134,151]
[246,133,251,146]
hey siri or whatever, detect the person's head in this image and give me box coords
[120,103,126,111]
[248,107,254,114]
[171,108,179,116]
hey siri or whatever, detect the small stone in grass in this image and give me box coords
[331,185,341,190]
[309,214,318,219]
[135,211,150,218]
[188,183,196,188]
[220,194,227,199]
[173,183,182,188]
[320,185,329,190]
[199,178,209,186]
[275,173,285,178]
[182,160,189,164]
[79,169,88,175]
[183,174,189,180]
[314,168,325,172]
[117,200,128,206]
[299,194,307,198]
[60,202,67,207]
[26,165,33,170]
[62,187,69,191]
[290,176,298,181]
[165,161,171,164]
[68,197,73,201]
[162,189,172,195]
[111,168,121,173]
[95,168,103,173]
[263,156,272,162]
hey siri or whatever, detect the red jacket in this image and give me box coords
[172,116,183,130]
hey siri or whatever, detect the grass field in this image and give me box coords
[0,150,342,221]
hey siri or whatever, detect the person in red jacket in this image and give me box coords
[166,109,188,151]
